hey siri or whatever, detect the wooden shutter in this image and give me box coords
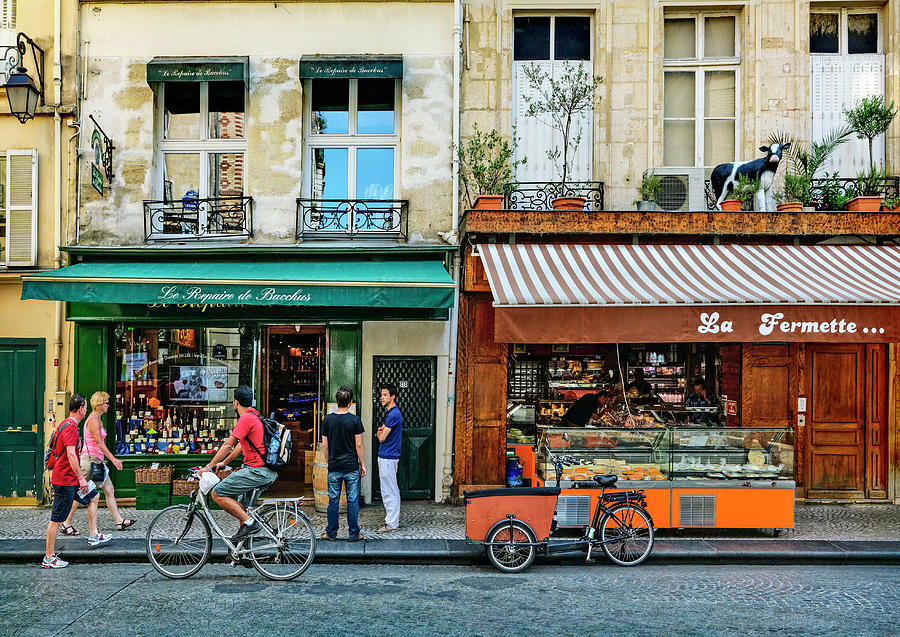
[6,149,37,267]
[810,54,884,177]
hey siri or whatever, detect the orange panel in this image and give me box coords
[672,487,794,528]
[464,493,557,542]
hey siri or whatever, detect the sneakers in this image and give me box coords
[231,520,261,544]
[41,554,69,569]
[376,524,398,534]
[87,533,112,547]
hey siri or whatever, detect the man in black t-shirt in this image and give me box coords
[320,386,367,542]
[562,393,600,427]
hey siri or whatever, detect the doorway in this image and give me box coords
[0,339,45,501]
[372,357,436,500]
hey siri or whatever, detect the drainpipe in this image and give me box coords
[52,0,63,398]
[440,0,464,501]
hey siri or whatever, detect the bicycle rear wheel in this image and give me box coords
[599,504,654,567]
[248,505,316,581]
[146,505,212,579]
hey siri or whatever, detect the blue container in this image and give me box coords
[506,457,523,487]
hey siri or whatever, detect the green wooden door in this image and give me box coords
[373,357,436,500]
[0,339,45,499]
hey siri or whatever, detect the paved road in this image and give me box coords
[4,563,898,637]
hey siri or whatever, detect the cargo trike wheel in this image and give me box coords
[485,519,537,574]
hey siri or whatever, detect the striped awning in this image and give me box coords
[477,244,900,343]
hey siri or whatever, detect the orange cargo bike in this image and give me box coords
[465,474,655,574]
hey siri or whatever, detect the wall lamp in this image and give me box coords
[3,33,45,124]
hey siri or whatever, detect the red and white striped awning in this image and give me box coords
[477,243,900,306]
[476,244,900,343]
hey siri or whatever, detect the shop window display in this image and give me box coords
[114,327,250,456]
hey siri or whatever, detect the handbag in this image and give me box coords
[89,461,106,483]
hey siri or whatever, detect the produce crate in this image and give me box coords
[134,466,174,484]
[136,483,171,510]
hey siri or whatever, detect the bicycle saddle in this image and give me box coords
[592,474,618,487]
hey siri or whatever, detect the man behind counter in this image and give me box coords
[561,393,600,427]
[625,367,653,397]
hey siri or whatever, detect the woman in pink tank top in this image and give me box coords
[60,391,136,535]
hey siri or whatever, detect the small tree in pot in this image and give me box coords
[843,95,897,211]
[522,61,603,210]
[729,174,761,211]
[457,123,527,210]
[635,171,661,211]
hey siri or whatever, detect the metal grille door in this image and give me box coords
[373,357,436,500]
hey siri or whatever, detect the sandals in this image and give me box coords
[59,523,80,536]
[116,519,136,531]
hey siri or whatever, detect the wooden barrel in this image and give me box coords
[313,446,347,513]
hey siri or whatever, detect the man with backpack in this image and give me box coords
[199,385,277,543]
[43,394,109,569]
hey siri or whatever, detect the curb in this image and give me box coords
[4,538,900,566]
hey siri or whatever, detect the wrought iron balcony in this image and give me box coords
[143,196,253,241]
[296,199,408,240]
[506,181,605,211]
[703,176,900,211]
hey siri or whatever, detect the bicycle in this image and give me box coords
[146,469,316,581]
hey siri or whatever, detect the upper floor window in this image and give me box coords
[155,80,247,206]
[663,13,739,168]
[305,77,399,202]
[810,11,880,55]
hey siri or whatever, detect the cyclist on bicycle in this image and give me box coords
[199,385,276,543]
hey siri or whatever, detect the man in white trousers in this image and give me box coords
[376,383,403,533]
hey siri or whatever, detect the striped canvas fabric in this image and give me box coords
[477,243,900,307]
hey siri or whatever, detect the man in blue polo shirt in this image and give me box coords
[376,383,403,534]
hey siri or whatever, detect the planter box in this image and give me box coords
[473,194,504,210]
[136,483,171,510]
[552,196,586,211]
[847,196,882,212]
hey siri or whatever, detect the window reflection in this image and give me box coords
[164,83,201,139]
[357,79,395,134]
[312,148,349,199]
[311,79,349,134]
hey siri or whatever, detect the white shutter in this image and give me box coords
[0,0,15,84]
[513,60,593,184]
[810,54,884,177]
[6,149,37,267]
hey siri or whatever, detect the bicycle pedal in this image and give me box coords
[228,560,238,568]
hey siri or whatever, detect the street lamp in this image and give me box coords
[3,33,45,124]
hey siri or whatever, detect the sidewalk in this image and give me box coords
[2,501,898,565]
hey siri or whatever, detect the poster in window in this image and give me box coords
[173,329,196,348]
[124,352,148,381]
[168,365,228,403]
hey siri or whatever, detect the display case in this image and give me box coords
[669,427,794,481]
[506,402,537,444]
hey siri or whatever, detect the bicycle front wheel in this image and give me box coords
[146,505,212,579]
[599,504,654,567]
[248,506,316,581]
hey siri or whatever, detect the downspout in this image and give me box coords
[441,0,463,501]
[53,0,63,398]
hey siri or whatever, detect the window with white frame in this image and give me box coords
[1,149,38,267]
[305,77,399,205]
[0,0,16,84]
[154,81,246,233]
[663,13,739,168]
[810,9,883,175]
[512,15,592,183]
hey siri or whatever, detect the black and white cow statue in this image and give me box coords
[710,142,791,211]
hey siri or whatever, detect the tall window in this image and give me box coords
[663,14,739,168]
[513,15,592,183]
[305,78,399,203]
[0,154,5,264]
[155,81,246,206]
[0,0,16,84]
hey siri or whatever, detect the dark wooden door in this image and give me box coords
[373,357,436,500]
[0,339,45,499]
[805,344,866,498]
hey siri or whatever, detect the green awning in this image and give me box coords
[147,57,249,84]
[299,55,402,79]
[21,260,454,309]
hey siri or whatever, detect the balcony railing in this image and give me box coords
[296,199,408,240]
[506,181,605,211]
[143,196,253,241]
[703,176,900,211]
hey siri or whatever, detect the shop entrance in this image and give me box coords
[372,357,436,500]
[805,344,887,499]
[263,326,325,492]
[0,339,44,501]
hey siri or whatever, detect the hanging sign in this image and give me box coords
[89,114,115,195]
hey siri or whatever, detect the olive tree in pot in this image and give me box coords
[522,61,603,211]
[635,171,661,211]
[843,95,898,211]
[457,123,526,210]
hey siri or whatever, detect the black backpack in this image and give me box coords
[245,412,291,470]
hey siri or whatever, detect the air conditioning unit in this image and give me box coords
[645,167,708,212]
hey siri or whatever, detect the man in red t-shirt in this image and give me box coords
[199,386,276,543]
[43,394,109,569]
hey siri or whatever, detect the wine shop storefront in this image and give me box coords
[22,247,456,503]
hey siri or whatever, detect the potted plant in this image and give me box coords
[725,174,761,211]
[774,173,807,212]
[847,165,888,211]
[818,172,851,211]
[635,171,661,211]
[768,126,852,211]
[843,95,897,211]
[457,123,526,210]
[883,196,900,212]
[522,60,603,211]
